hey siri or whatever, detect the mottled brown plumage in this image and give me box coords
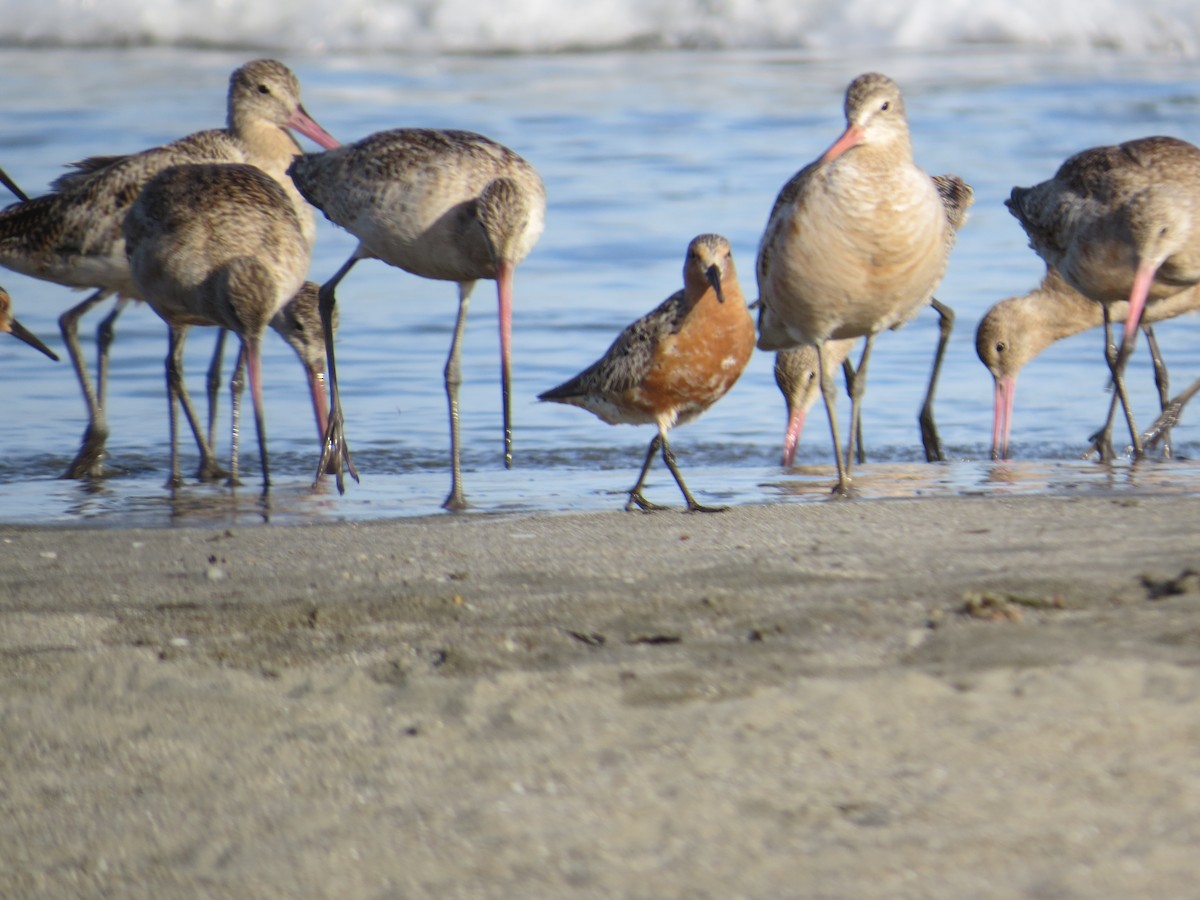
[772,339,855,467]
[756,73,970,493]
[269,281,336,444]
[977,267,1200,458]
[124,163,311,492]
[1007,135,1200,458]
[540,234,754,512]
[288,127,546,509]
[771,173,971,469]
[0,59,337,479]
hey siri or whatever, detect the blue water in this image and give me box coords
[3,37,1200,526]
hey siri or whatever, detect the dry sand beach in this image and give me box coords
[3,493,1200,897]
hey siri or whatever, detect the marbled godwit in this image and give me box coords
[124,162,310,491]
[213,282,338,482]
[773,339,856,467]
[756,73,970,494]
[0,59,337,479]
[539,234,754,513]
[288,128,546,510]
[977,266,1200,459]
[772,295,961,468]
[1006,136,1200,459]
[0,286,58,360]
[269,281,335,445]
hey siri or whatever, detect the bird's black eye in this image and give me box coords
[995,341,1007,354]
[880,101,890,111]
[258,84,270,95]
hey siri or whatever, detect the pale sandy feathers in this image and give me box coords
[124,163,309,332]
[0,59,332,298]
[289,128,546,282]
[757,73,967,351]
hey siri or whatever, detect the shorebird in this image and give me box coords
[539,234,754,513]
[1006,136,1200,460]
[288,127,546,509]
[756,73,970,494]
[977,266,1200,459]
[773,339,856,467]
[217,281,338,475]
[268,281,335,447]
[0,58,337,479]
[124,162,310,492]
[0,285,58,360]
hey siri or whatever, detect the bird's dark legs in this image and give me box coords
[59,288,116,479]
[165,327,187,489]
[919,298,954,462]
[840,357,866,464]
[205,328,229,451]
[844,335,877,489]
[818,341,852,497]
[660,436,725,513]
[243,335,270,494]
[1089,307,1142,460]
[163,324,223,485]
[228,344,246,487]
[626,434,668,512]
[1143,375,1200,450]
[314,254,361,492]
[1141,323,1172,457]
[443,282,474,511]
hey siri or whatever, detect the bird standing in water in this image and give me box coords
[1006,135,1200,459]
[756,73,970,495]
[288,128,546,510]
[539,233,755,513]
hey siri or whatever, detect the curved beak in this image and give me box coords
[820,123,865,165]
[287,106,341,151]
[1119,259,1157,362]
[991,373,1015,460]
[781,403,806,467]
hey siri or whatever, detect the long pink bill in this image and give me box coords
[287,106,340,151]
[308,368,330,442]
[991,373,1016,459]
[819,123,865,165]
[497,259,515,469]
[1119,260,1158,358]
[782,405,806,467]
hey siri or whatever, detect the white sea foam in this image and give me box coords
[2,0,1199,55]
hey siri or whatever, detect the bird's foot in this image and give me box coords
[1085,427,1116,463]
[442,487,470,512]
[685,500,728,514]
[1142,404,1183,454]
[625,491,667,513]
[919,414,945,463]
[196,458,230,483]
[61,427,108,480]
[315,418,359,495]
[829,479,856,499]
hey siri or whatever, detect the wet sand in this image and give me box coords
[4,493,1200,897]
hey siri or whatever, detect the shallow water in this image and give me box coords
[3,46,1200,527]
